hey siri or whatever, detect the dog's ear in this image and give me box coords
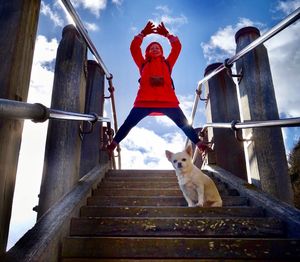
[185,144,193,157]
[165,150,173,161]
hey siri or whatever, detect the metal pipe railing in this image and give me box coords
[202,117,300,131]
[61,0,121,168]
[61,0,111,79]
[189,7,300,127]
[0,98,110,123]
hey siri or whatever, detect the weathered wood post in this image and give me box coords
[0,0,41,254]
[235,26,293,204]
[204,63,247,180]
[37,25,87,219]
[80,60,105,177]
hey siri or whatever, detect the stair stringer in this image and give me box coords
[3,164,109,262]
[203,164,300,237]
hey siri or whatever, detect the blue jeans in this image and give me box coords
[113,107,200,144]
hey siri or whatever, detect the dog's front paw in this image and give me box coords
[196,202,204,207]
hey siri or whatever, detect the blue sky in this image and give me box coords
[7,0,300,250]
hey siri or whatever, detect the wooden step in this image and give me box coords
[94,188,184,197]
[62,259,285,262]
[80,206,265,218]
[106,170,219,180]
[103,176,222,184]
[87,196,248,207]
[93,187,239,197]
[62,169,300,261]
[70,217,284,237]
[61,237,300,259]
[99,181,184,189]
[103,176,178,182]
[98,181,227,190]
[106,170,175,177]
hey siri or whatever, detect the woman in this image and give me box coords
[107,21,208,156]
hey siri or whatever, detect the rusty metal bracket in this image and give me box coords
[104,74,114,99]
[224,58,243,83]
[230,120,252,142]
[79,112,98,140]
[196,89,207,101]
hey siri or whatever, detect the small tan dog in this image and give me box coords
[165,145,222,207]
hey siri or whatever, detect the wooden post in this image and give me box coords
[204,63,247,180]
[235,26,293,204]
[0,0,40,254]
[80,60,105,177]
[37,25,87,219]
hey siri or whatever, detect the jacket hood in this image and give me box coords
[145,42,164,60]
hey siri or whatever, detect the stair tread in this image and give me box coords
[70,217,284,237]
[93,188,238,197]
[98,181,225,188]
[62,237,300,259]
[62,259,288,262]
[107,170,175,175]
[87,195,248,207]
[80,206,264,218]
[62,169,299,260]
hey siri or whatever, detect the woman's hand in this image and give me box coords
[156,22,169,37]
[141,21,155,36]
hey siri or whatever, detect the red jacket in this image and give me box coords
[130,34,181,108]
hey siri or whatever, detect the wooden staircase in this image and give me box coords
[61,169,300,261]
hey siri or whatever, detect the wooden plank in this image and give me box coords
[80,206,265,218]
[70,217,284,237]
[93,186,237,197]
[87,196,248,207]
[61,237,300,259]
[62,259,277,262]
[107,170,175,176]
[94,188,184,197]
[99,181,181,189]
[103,176,178,182]
[98,181,226,190]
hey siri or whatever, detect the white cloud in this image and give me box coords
[41,1,64,27]
[156,5,172,14]
[200,8,300,118]
[32,35,58,65]
[84,22,99,32]
[161,15,188,27]
[199,4,300,152]
[266,20,300,117]
[30,35,58,102]
[275,0,300,14]
[7,35,57,249]
[8,121,48,250]
[71,0,107,17]
[152,5,188,34]
[112,0,123,6]
[201,17,265,64]
[152,94,195,127]
[120,127,186,169]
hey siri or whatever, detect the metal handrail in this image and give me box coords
[61,0,121,168]
[202,117,300,131]
[189,7,300,127]
[61,0,111,79]
[0,98,110,123]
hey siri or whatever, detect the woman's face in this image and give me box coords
[149,43,162,57]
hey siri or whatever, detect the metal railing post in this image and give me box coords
[235,26,293,204]
[0,0,41,254]
[37,25,87,219]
